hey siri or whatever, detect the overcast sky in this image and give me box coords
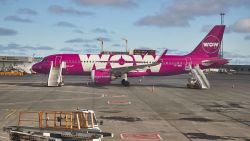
[0,0,250,64]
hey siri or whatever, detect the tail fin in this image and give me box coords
[188,25,225,58]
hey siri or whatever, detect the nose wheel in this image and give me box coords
[121,73,130,87]
[121,79,130,87]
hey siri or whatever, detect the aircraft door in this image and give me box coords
[185,57,192,70]
[55,56,62,67]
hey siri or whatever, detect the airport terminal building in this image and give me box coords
[0,56,42,71]
[224,65,250,72]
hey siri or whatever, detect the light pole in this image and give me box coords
[220,13,225,58]
[97,38,104,53]
[220,13,225,25]
[122,38,128,52]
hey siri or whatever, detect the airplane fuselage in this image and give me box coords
[32,53,225,77]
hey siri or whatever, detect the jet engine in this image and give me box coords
[91,70,112,84]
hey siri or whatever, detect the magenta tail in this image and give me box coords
[188,25,225,58]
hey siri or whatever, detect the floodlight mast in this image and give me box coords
[220,13,225,25]
[220,12,225,58]
[122,38,128,52]
[97,38,104,53]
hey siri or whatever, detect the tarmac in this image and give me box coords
[0,73,250,141]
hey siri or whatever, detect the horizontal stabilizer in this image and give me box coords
[202,58,229,66]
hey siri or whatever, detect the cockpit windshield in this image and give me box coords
[42,58,48,62]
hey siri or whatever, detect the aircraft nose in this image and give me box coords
[31,63,40,73]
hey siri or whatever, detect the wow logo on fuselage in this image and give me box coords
[202,35,221,54]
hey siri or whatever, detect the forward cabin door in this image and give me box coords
[185,57,192,70]
[55,56,62,67]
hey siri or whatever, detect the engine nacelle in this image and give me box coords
[91,70,112,84]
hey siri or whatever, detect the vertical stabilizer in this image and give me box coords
[188,25,225,58]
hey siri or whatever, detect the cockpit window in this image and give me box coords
[42,58,47,62]
[41,59,45,62]
[42,58,50,62]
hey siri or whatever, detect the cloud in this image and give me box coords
[110,31,116,34]
[17,8,38,15]
[72,0,137,8]
[60,47,80,52]
[73,29,84,34]
[0,27,18,36]
[0,43,28,56]
[0,50,27,56]
[136,0,250,27]
[201,25,214,32]
[65,38,94,43]
[244,35,250,40]
[112,43,122,47]
[65,37,111,43]
[225,52,250,65]
[48,5,94,16]
[83,44,98,48]
[65,38,84,43]
[156,47,188,55]
[224,51,250,58]
[137,46,153,50]
[92,28,108,33]
[55,21,76,28]
[0,43,54,52]
[84,48,99,53]
[4,15,33,23]
[232,18,250,33]
[0,43,19,50]
[224,51,250,65]
[201,24,232,33]
[35,46,54,50]
[201,18,250,34]
[167,49,188,55]
[96,37,111,42]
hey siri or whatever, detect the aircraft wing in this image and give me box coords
[110,49,167,76]
[110,61,160,76]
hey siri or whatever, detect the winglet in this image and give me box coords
[157,49,167,63]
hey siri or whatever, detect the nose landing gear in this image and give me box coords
[121,79,130,87]
[121,73,130,87]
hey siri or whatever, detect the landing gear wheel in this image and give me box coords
[124,81,130,87]
[121,79,126,85]
[194,83,201,89]
[58,82,62,87]
[10,133,20,141]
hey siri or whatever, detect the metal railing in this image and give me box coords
[18,111,95,130]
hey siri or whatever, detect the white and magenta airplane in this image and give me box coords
[32,25,228,87]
